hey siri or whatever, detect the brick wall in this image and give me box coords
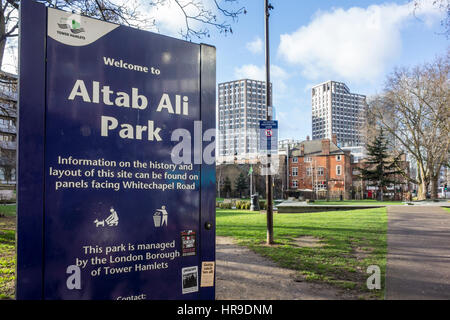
[288,142,352,199]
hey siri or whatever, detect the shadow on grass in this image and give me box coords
[217,223,386,236]
[216,208,387,299]
[0,230,14,246]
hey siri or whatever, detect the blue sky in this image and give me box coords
[4,0,447,140]
[203,0,448,140]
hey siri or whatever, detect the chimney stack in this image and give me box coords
[332,134,337,145]
[306,135,310,141]
[321,139,330,155]
[300,144,305,156]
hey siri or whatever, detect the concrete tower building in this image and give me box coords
[311,80,366,148]
[217,79,272,163]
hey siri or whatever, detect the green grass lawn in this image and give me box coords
[217,198,404,206]
[0,205,15,299]
[1,204,387,300]
[216,208,387,299]
[443,207,450,213]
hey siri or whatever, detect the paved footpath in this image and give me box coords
[215,236,359,300]
[386,205,450,299]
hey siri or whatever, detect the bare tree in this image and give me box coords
[156,0,246,40]
[0,0,19,67]
[0,0,150,67]
[369,51,450,200]
[0,0,246,69]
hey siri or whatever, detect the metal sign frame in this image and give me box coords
[17,0,216,300]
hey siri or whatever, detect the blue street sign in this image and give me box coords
[17,1,216,300]
[259,120,278,153]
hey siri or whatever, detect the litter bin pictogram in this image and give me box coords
[153,211,162,227]
[153,206,168,227]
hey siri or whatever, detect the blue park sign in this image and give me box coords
[17,1,216,300]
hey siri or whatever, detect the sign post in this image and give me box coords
[264,0,274,245]
[17,1,216,300]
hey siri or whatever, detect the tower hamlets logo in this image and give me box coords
[57,16,85,34]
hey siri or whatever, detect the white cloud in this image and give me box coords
[2,40,18,74]
[246,37,263,54]
[277,1,444,83]
[234,64,291,93]
[143,0,219,38]
[234,64,290,82]
[143,1,189,37]
[143,0,247,39]
[234,64,265,81]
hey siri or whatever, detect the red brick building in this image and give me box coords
[287,136,352,200]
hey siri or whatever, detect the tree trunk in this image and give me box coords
[430,175,439,200]
[417,180,428,200]
[0,8,6,69]
[217,167,222,199]
[416,161,429,200]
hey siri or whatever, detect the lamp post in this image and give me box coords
[265,0,274,245]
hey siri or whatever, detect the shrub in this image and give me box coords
[239,201,251,210]
[230,200,252,210]
[219,202,232,209]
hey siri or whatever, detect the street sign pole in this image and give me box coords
[265,0,274,245]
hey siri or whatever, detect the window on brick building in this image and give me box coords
[314,181,327,190]
[336,165,342,175]
[292,180,298,188]
[317,167,324,176]
[292,167,298,177]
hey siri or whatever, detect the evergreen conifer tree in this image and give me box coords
[234,173,248,198]
[360,128,402,201]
